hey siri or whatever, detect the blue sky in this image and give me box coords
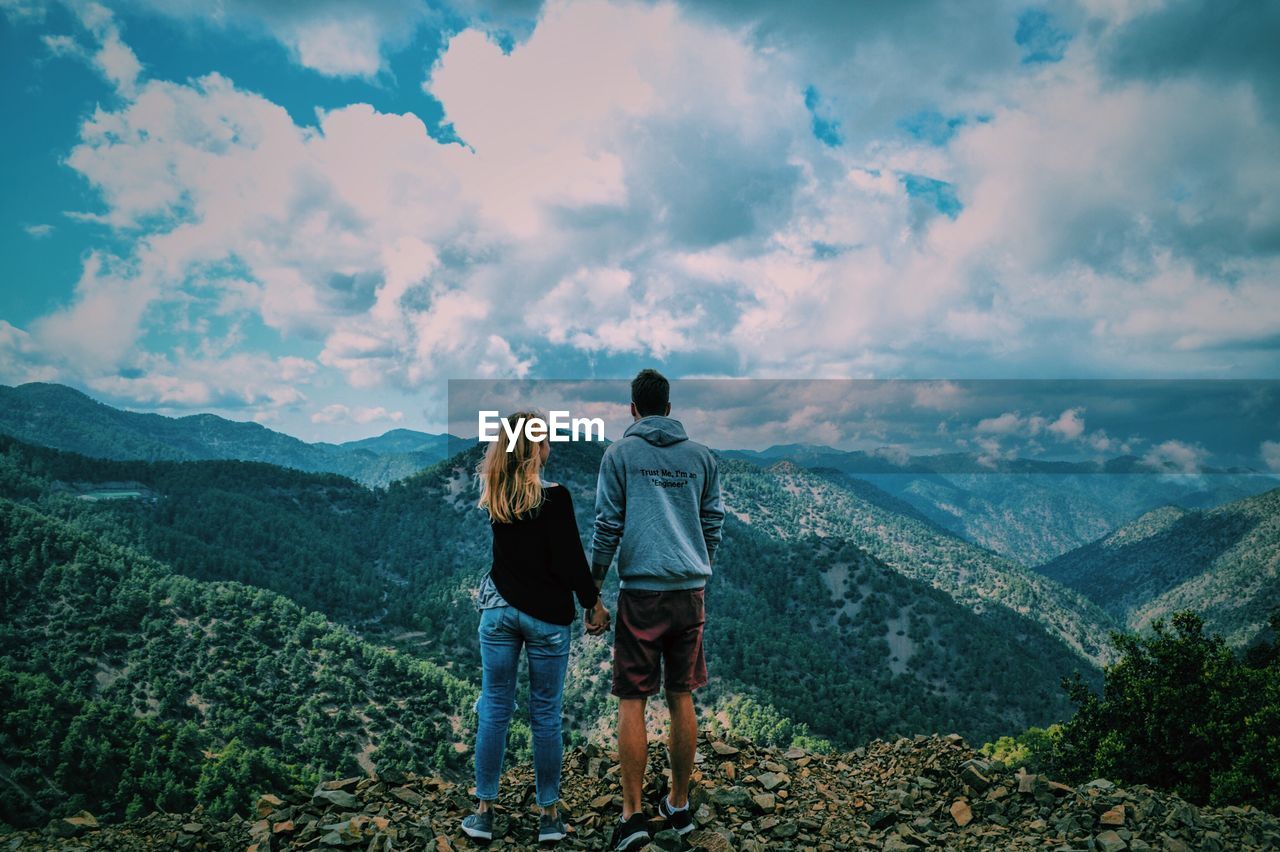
[1,0,1278,463]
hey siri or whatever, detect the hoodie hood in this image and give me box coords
[622,415,688,447]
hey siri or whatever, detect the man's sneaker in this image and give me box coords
[658,794,694,836]
[460,810,494,841]
[538,812,567,843]
[609,813,651,850]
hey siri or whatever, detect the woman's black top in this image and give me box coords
[488,484,601,626]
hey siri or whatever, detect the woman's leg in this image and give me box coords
[518,610,572,813]
[474,606,521,805]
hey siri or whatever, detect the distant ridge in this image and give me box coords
[0,382,454,488]
[1040,487,1280,647]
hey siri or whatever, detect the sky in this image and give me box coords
[1,0,1278,459]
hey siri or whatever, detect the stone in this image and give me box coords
[651,828,684,850]
[1095,829,1126,852]
[313,789,360,809]
[959,759,991,791]
[707,786,751,808]
[949,799,973,827]
[756,771,785,791]
[256,793,284,817]
[1101,804,1127,826]
[390,786,423,807]
[688,828,733,851]
[13,733,1280,852]
[49,811,99,838]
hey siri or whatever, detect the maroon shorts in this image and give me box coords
[611,588,707,699]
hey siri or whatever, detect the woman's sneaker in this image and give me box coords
[658,794,694,836]
[609,813,651,850]
[538,812,567,844]
[460,810,494,841]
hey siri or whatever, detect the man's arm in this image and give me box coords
[590,450,625,586]
[700,453,725,566]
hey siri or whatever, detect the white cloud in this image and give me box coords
[311,403,404,424]
[39,3,142,96]
[0,0,47,23]
[1261,440,1280,473]
[528,266,705,358]
[1141,439,1209,473]
[85,349,316,409]
[1047,407,1086,441]
[0,321,61,384]
[27,250,160,370]
[22,223,54,238]
[116,0,433,78]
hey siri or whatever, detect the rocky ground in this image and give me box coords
[7,731,1280,850]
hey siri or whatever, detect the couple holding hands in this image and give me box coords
[464,369,725,849]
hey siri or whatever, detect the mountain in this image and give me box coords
[332,428,452,456]
[0,494,475,830]
[725,444,1279,565]
[1038,488,1280,646]
[0,382,454,487]
[0,431,1099,799]
[12,733,1280,850]
[718,459,1124,666]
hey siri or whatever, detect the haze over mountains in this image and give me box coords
[6,381,1274,558]
[1,382,1277,829]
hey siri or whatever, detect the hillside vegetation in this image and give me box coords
[0,497,474,828]
[719,460,1123,665]
[1040,489,1280,645]
[0,433,1105,829]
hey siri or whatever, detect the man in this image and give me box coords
[590,369,725,851]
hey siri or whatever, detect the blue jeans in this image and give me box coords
[474,605,571,807]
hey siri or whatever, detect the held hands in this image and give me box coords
[584,598,611,636]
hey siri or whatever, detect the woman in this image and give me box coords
[462,410,610,845]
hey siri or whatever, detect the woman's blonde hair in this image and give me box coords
[475,409,546,523]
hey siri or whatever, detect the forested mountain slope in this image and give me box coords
[0,496,474,829]
[719,460,1123,665]
[1040,488,1280,646]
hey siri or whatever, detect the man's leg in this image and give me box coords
[618,696,648,819]
[662,589,707,812]
[664,689,697,809]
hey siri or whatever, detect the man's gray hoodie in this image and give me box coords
[591,415,725,591]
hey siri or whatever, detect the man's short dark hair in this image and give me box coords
[631,368,670,417]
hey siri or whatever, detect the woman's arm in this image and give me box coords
[548,488,601,611]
